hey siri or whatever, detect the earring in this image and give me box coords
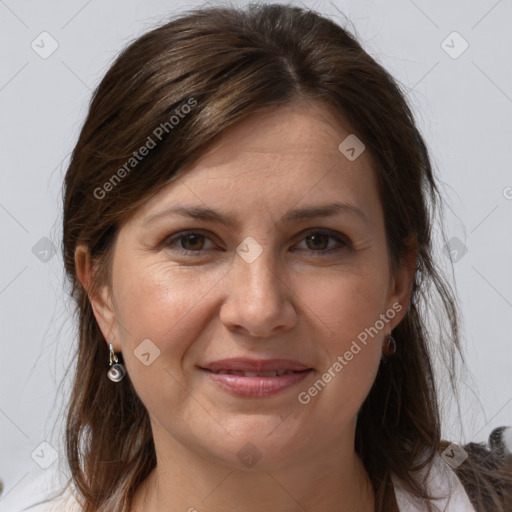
[381,333,397,361]
[107,343,126,382]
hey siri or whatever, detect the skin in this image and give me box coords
[76,100,416,512]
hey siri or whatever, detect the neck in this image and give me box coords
[132,422,375,512]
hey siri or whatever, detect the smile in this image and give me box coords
[208,369,298,377]
[199,367,313,397]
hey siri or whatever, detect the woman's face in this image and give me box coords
[83,101,414,471]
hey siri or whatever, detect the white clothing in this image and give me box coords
[391,453,476,511]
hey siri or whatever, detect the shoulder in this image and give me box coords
[450,426,512,512]
[0,469,82,512]
[392,451,477,512]
[392,426,512,512]
[18,490,82,512]
[1,490,82,512]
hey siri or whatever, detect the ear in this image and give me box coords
[75,244,120,351]
[386,235,418,330]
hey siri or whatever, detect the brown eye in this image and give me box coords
[180,233,205,251]
[164,231,215,253]
[305,233,330,251]
[293,229,351,254]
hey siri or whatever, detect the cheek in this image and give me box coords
[114,262,223,388]
[294,266,388,419]
[112,260,229,419]
[298,264,390,350]
[114,258,225,343]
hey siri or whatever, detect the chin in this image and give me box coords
[196,420,312,471]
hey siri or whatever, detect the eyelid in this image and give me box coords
[163,227,351,255]
[164,230,218,253]
[292,228,352,252]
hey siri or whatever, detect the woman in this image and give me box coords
[21,3,512,512]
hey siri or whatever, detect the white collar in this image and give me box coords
[391,453,477,511]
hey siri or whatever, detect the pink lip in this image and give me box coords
[198,358,314,398]
[201,369,313,397]
[201,358,312,372]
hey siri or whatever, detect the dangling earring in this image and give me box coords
[381,333,397,361]
[107,343,126,382]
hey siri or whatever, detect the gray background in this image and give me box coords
[1,0,511,507]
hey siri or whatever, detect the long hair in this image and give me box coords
[58,3,511,511]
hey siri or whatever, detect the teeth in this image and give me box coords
[212,370,295,377]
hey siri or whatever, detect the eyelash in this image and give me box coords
[163,229,351,256]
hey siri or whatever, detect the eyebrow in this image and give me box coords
[142,201,369,227]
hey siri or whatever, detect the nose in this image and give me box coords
[219,249,297,338]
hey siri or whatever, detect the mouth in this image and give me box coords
[198,358,314,398]
[205,369,303,377]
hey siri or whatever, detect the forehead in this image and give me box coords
[191,101,363,172]
[131,100,381,224]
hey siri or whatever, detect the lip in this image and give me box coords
[198,358,314,398]
[200,358,312,373]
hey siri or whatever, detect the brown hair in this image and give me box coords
[57,3,511,511]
